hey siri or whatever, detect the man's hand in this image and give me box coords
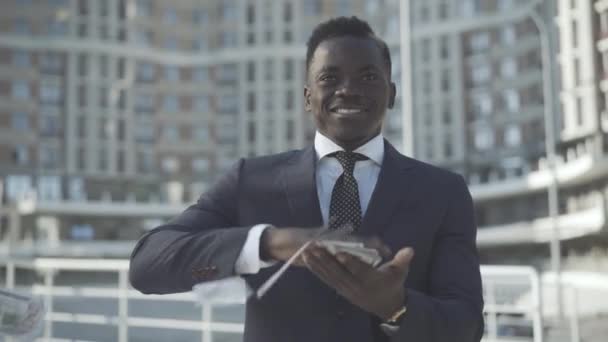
[260,227,391,266]
[302,243,414,320]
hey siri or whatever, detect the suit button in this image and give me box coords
[336,310,345,318]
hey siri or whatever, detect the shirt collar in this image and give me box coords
[314,131,384,166]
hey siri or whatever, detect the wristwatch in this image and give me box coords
[386,305,407,324]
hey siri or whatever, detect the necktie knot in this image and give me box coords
[331,151,368,175]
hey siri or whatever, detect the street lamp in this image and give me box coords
[529,2,564,320]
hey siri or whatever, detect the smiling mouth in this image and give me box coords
[330,107,367,115]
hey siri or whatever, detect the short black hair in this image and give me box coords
[305,16,392,76]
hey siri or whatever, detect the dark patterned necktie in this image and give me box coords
[329,151,368,231]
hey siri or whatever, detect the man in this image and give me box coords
[130,16,484,342]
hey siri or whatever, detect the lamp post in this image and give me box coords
[529,2,564,320]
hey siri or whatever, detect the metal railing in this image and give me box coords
[0,259,559,342]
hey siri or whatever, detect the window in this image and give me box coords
[135,93,155,113]
[471,64,491,85]
[39,145,61,170]
[40,82,63,104]
[5,175,32,201]
[194,96,210,112]
[193,38,208,50]
[164,37,179,50]
[192,158,210,173]
[440,37,450,59]
[137,151,155,173]
[136,62,156,81]
[11,112,29,132]
[474,127,494,150]
[48,20,69,36]
[135,123,155,142]
[303,0,321,15]
[193,67,208,82]
[498,0,515,10]
[14,18,30,34]
[12,81,29,100]
[285,60,294,80]
[247,92,256,112]
[12,50,30,67]
[40,115,61,136]
[469,32,490,52]
[220,3,237,21]
[163,8,178,24]
[572,21,578,48]
[163,95,179,112]
[501,26,516,44]
[193,126,208,142]
[504,89,520,112]
[441,70,451,92]
[163,125,180,142]
[247,62,256,82]
[216,64,238,83]
[192,9,208,25]
[40,52,62,72]
[162,157,180,173]
[220,31,237,48]
[136,0,151,16]
[576,97,584,126]
[472,93,493,117]
[504,124,521,147]
[500,58,517,78]
[13,145,29,165]
[218,95,237,113]
[165,66,180,82]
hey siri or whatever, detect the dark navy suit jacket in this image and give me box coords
[129,140,484,342]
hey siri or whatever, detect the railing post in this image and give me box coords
[530,268,544,342]
[43,269,54,339]
[485,279,498,340]
[569,287,580,342]
[118,269,129,342]
[5,261,15,289]
[202,302,213,342]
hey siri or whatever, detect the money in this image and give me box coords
[0,289,45,338]
[316,240,382,267]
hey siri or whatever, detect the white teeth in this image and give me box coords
[334,108,363,114]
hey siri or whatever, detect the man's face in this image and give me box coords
[304,36,396,150]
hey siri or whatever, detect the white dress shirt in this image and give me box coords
[234,131,384,274]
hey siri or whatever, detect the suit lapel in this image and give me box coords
[282,146,324,228]
[359,140,417,236]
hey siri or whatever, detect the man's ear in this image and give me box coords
[387,82,396,109]
[304,86,312,112]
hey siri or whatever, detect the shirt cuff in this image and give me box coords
[234,224,277,274]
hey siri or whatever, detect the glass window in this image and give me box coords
[501,26,516,44]
[5,175,32,200]
[136,62,156,81]
[40,52,62,72]
[11,112,29,131]
[163,124,180,141]
[192,9,208,25]
[40,82,63,104]
[164,37,179,50]
[216,64,237,83]
[135,93,155,112]
[193,37,208,51]
[471,64,491,85]
[163,95,179,112]
[162,156,180,173]
[194,96,209,112]
[165,66,180,81]
[218,95,237,113]
[40,115,61,136]
[500,58,517,78]
[136,0,151,16]
[472,93,493,117]
[137,151,155,173]
[220,3,237,21]
[12,50,30,67]
[37,175,61,200]
[193,126,208,142]
[192,158,210,173]
[474,127,494,150]
[469,32,490,52]
[193,67,208,82]
[48,20,69,36]
[504,124,522,147]
[12,81,30,100]
[303,0,321,15]
[135,123,155,142]
[13,145,29,165]
[504,89,520,112]
[220,31,237,48]
[39,143,61,168]
[68,177,85,200]
[14,18,30,34]
[163,8,178,24]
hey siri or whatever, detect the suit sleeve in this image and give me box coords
[129,159,252,294]
[392,174,484,342]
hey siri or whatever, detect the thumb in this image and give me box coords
[384,247,414,275]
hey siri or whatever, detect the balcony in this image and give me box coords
[477,195,605,247]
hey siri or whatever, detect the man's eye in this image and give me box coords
[320,75,337,82]
[362,73,378,81]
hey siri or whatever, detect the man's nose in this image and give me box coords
[334,79,360,96]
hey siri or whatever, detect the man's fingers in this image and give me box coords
[382,247,414,276]
[363,237,392,258]
[303,247,358,294]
